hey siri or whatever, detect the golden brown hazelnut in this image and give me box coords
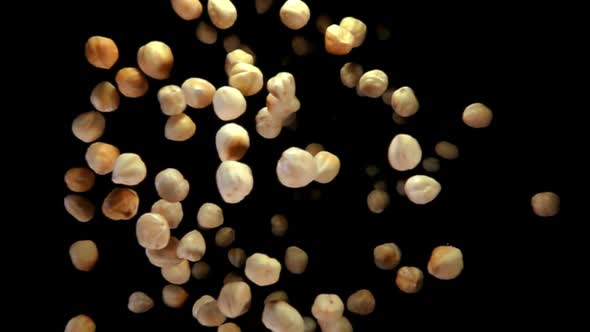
[373,243,401,270]
[85,142,120,175]
[427,245,464,280]
[171,0,203,20]
[395,266,424,294]
[69,240,98,272]
[64,167,95,193]
[64,194,95,222]
[65,314,96,332]
[85,36,119,69]
[115,67,149,98]
[531,191,560,217]
[102,188,139,221]
[90,81,119,113]
[72,111,105,143]
[346,289,375,315]
[137,41,173,79]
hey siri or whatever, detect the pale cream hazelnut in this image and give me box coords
[358,69,388,98]
[72,111,105,143]
[391,86,419,117]
[262,301,304,332]
[311,294,344,322]
[162,259,191,285]
[213,86,247,121]
[216,161,254,204]
[136,212,171,250]
[165,113,197,141]
[90,81,119,113]
[137,41,174,80]
[177,230,206,262]
[255,107,283,139]
[339,17,367,47]
[388,134,422,171]
[65,314,96,332]
[225,49,255,76]
[182,78,216,109]
[229,63,264,96]
[208,0,238,30]
[155,168,190,202]
[215,123,250,161]
[314,151,340,184]
[146,237,182,268]
[218,322,241,332]
[404,175,441,204]
[112,153,147,186]
[217,281,251,318]
[245,253,281,286]
[340,62,364,88]
[158,85,187,115]
[276,147,317,188]
[280,0,311,30]
[151,199,184,229]
[197,202,224,229]
[325,24,354,55]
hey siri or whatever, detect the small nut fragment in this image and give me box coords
[65,194,95,222]
[136,213,171,250]
[115,67,149,98]
[311,294,344,322]
[531,192,560,217]
[90,81,119,113]
[346,289,375,315]
[85,36,119,69]
[72,111,105,143]
[128,291,154,313]
[373,243,401,270]
[427,245,464,280]
[163,284,189,308]
[102,187,139,221]
[325,24,354,55]
[64,167,95,193]
[69,240,98,271]
[245,253,281,286]
[396,266,424,294]
[85,142,120,175]
[271,214,288,236]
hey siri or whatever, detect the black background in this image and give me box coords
[63,0,574,330]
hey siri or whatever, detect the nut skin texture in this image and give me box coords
[65,194,95,222]
[223,34,241,52]
[196,21,218,44]
[462,102,493,128]
[102,187,139,221]
[391,87,420,117]
[280,0,311,30]
[255,0,273,14]
[69,240,99,272]
[245,253,282,286]
[217,281,252,318]
[427,246,464,280]
[284,246,308,274]
[165,113,197,141]
[192,261,210,279]
[339,17,367,47]
[396,266,424,294]
[85,142,120,175]
[422,157,441,173]
[65,314,96,332]
[388,134,423,171]
[215,123,250,161]
[314,151,340,184]
[171,0,203,20]
[358,69,388,98]
[151,199,184,229]
[155,168,190,202]
[373,243,401,270]
[229,63,264,96]
[262,301,305,332]
[177,230,206,262]
[346,289,375,315]
[137,41,174,80]
[163,284,189,308]
[435,141,459,160]
[162,259,191,285]
[404,175,441,205]
[182,78,216,108]
[208,0,238,30]
[325,24,354,55]
[216,161,254,204]
[146,237,182,268]
[65,167,95,193]
[128,291,154,313]
[276,147,317,188]
[340,62,364,88]
[85,36,118,69]
[367,189,389,214]
[72,111,106,143]
[112,153,147,186]
[271,214,288,236]
[197,202,224,229]
[311,294,344,322]
[213,86,247,121]
[115,67,149,98]
[136,213,171,250]
[158,85,187,115]
[90,81,119,113]
[531,192,560,217]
